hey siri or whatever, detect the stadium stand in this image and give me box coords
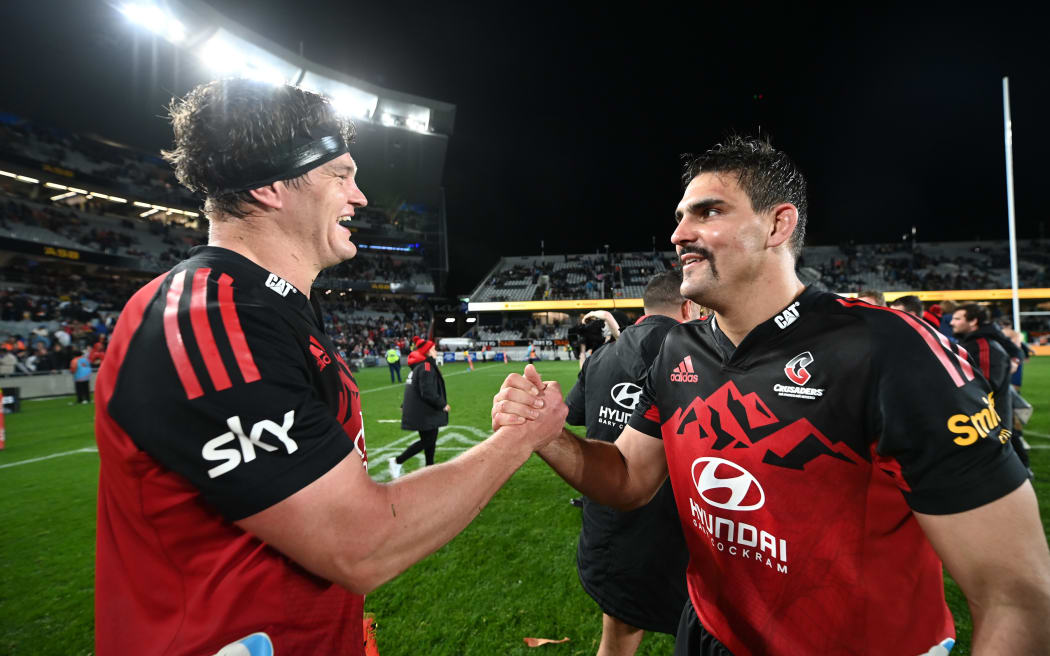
[472,241,1049,302]
[471,252,674,302]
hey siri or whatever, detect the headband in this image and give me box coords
[214,133,349,195]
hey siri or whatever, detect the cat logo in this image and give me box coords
[947,392,1010,446]
[265,273,298,297]
[774,302,801,329]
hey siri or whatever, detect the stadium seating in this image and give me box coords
[470,241,1049,303]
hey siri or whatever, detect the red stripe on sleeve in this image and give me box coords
[643,404,660,423]
[163,269,204,399]
[189,268,232,392]
[977,339,991,380]
[217,273,261,384]
[836,299,965,387]
[953,343,975,381]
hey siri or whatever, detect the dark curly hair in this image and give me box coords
[162,78,355,219]
[681,135,807,258]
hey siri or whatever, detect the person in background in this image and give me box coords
[526,342,540,365]
[855,289,885,306]
[951,304,1031,480]
[923,303,943,329]
[389,337,449,479]
[938,300,958,341]
[70,349,92,404]
[567,269,701,656]
[385,344,402,383]
[888,293,923,317]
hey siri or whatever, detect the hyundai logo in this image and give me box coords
[691,457,765,511]
[610,382,643,410]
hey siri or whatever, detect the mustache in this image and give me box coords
[677,246,713,264]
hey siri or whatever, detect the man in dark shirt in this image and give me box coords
[566,269,699,655]
[951,303,1031,476]
[493,136,1050,655]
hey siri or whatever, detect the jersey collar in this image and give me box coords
[713,285,821,363]
[186,246,317,325]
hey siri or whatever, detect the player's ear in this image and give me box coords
[248,183,283,210]
[767,203,798,250]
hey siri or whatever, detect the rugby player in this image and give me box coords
[93,78,567,655]
[492,136,1050,655]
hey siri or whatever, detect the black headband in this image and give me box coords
[214,133,349,195]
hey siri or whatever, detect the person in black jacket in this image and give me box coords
[565,269,702,656]
[950,303,1030,476]
[389,337,449,478]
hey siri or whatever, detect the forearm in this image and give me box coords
[349,427,534,590]
[536,428,648,510]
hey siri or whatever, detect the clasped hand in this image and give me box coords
[491,364,568,450]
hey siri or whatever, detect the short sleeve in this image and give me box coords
[110,297,353,521]
[870,315,1026,515]
[565,359,587,427]
[627,361,663,439]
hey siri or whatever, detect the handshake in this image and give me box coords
[490,364,569,452]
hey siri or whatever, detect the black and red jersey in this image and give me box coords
[94,246,367,655]
[628,287,1026,656]
[957,324,1014,438]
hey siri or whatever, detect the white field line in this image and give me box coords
[368,425,489,481]
[0,447,98,469]
[1025,431,1049,440]
[360,363,502,395]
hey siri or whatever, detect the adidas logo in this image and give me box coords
[670,355,699,383]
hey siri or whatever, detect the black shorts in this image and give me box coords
[576,481,689,635]
[674,602,734,656]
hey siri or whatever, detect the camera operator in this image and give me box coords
[565,270,702,655]
[571,310,621,369]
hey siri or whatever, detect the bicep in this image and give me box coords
[915,482,1050,603]
[614,425,669,507]
[236,451,386,592]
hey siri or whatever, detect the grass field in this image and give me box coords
[1,357,1048,655]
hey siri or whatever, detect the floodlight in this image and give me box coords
[15,175,39,184]
[466,317,476,323]
[50,191,78,201]
[380,113,397,127]
[444,317,456,323]
[140,208,160,217]
[44,182,69,190]
[133,201,151,208]
[197,29,301,86]
[0,170,15,178]
[299,73,379,121]
[406,115,428,133]
[119,3,186,44]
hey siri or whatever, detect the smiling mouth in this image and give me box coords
[338,218,353,230]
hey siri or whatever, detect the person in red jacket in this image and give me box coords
[389,338,449,478]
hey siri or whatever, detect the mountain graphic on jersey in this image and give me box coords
[664,380,861,470]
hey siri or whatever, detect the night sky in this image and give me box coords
[3,1,1047,294]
